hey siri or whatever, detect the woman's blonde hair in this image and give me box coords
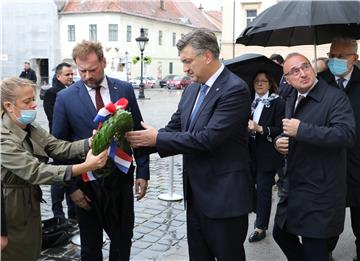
[1,77,36,111]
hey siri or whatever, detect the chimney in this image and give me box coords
[160,0,165,10]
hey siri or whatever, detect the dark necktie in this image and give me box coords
[337,78,345,90]
[95,87,104,111]
[190,84,209,123]
[294,95,305,111]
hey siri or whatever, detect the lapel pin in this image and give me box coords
[114,86,118,89]
[216,88,219,91]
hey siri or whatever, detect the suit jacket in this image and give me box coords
[52,76,150,183]
[319,67,360,207]
[249,95,285,172]
[275,78,356,238]
[43,78,66,133]
[156,67,253,219]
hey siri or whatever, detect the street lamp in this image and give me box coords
[135,28,149,99]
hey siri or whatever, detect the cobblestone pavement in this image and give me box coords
[36,88,356,261]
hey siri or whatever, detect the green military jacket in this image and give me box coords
[1,112,87,261]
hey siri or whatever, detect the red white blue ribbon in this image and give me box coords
[82,98,133,182]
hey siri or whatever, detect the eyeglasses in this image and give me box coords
[284,63,312,77]
[254,80,269,85]
[327,52,356,59]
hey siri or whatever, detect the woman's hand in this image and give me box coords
[84,149,108,170]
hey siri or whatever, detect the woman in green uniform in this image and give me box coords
[0,77,108,261]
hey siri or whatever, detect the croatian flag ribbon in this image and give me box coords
[82,98,133,183]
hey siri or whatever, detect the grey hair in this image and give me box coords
[1,77,36,111]
[176,28,220,59]
[331,37,358,54]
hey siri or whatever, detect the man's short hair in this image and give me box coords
[24,61,30,65]
[55,62,72,76]
[176,28,220,60]
[72,40,104,62]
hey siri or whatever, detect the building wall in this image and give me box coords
[1,1,60,83]
[59,12,217,80]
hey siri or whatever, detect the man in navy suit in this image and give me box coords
[126,29,253,260]
[274,53,355,261]
[319,37,360,261]
[52,40,149,261]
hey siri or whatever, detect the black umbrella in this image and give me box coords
[236,1,360,47]
[224,53,283,88]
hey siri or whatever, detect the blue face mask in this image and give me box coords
[328,58,348,76]
[16,110,37,125]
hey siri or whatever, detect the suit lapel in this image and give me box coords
[77,82,97,118]
[107,76,121,102]
[188,69,228,131]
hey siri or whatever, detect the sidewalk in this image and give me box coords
[163,189,357,261]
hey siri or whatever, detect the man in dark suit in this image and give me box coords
[126,29,253,260]
[44,62,74,133]
[52,40,149,261]
[274,53,356,261]
[19,61,37,83]
[44,62,76,223]
[319,37,360,261]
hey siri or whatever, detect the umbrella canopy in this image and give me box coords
[224,53,283,88]
[236,1,360,47]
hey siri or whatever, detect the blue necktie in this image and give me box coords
[190,84,209,124]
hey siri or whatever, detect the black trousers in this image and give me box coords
[76,180,134,261]
[273,223,330,261]
[187,200,248,261]
[328,206,360,258]
[254,170,276,230]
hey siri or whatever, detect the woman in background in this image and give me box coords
[247,71,285,243]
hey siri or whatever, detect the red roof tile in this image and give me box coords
[62,0,220,32]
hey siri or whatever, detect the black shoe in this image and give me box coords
[248,230,266,243]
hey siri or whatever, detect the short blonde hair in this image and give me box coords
[1,77,36,111]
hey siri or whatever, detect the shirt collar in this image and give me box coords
[85,76,109,92]
[255,91,269,100]
[297,78,318,98]
[204,64,224,88]
[334,67,353,82]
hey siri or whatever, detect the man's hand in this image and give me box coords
[275,136,289,155]
[282,118,301,137]
[125,122,158,148]
[135,178,148,200]
[70,189,92,210]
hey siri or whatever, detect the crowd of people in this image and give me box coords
[1,29,359,261]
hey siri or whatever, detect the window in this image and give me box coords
[158,30,163,45]
[89,24,97,41]
[126,25,132,42]
[181,33,185,39]
[143,28,149,37]
[169,62,173,74]
[246,9,257,26]
[108,24,118,41]
[68,25,75,41]
[172,32,176,47]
